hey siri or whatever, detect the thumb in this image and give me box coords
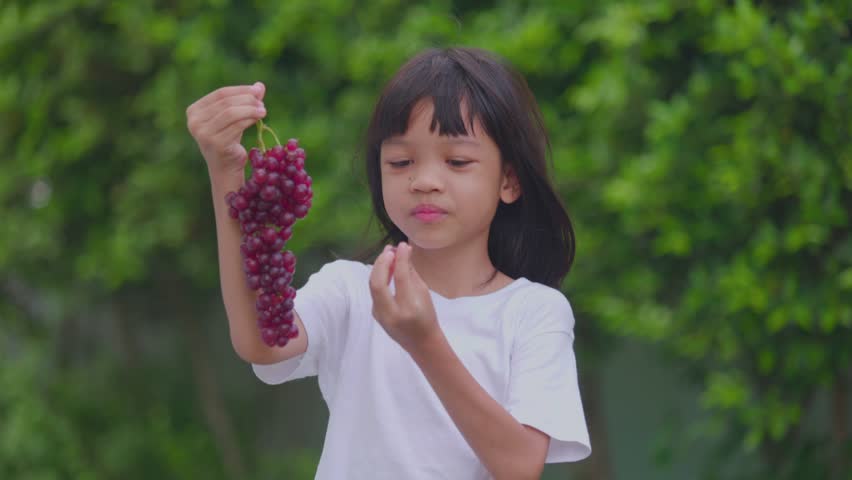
[252,81,266,100]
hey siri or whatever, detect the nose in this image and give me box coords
[409,161,443,193]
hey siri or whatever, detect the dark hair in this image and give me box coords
[360,47,575,289]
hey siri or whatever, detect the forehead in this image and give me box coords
[384,98,485,144]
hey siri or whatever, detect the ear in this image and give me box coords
[499,165,521,204]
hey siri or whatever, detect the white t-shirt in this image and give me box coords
[252,259,591,479]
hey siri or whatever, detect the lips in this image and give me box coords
[411,204,447,215]
[411,204,448,223]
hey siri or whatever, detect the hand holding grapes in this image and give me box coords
[369,242,442,354]
[189,83,314,348]
[187,82,267,178]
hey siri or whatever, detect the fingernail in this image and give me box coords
[251,82,262,94]
[257,106,266,115]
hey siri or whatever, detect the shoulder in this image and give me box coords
[308,259,372,286]
[314,258,371,277]
[511,280,576,334]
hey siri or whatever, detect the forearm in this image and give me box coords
[208,170,268,361]
[408,332,547,480]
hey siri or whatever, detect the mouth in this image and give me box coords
[413,212,446,223]
[411,204,447,223]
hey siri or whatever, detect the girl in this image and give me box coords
[187,47,591,479]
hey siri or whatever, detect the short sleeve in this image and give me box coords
[506,289,591,463]
[252,260,352,385]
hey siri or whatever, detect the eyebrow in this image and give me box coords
[383,137,481,147]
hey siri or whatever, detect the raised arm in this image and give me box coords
[187,83,307,365]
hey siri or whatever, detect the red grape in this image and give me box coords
[224,131,314,348]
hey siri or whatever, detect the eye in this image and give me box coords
[387,160,411,168]
[447,159,472,168]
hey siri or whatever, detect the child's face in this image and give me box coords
[379,99,520,251]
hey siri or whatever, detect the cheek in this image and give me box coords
[381,177,404,216]
[456,174,500,201]
[456,175,502,219]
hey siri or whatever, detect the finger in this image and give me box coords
[215,111,266,146]
[193,105,265,147]
[392,242,412,299]
[187,86,255,121]
[190,84,263,112]
[252,81,266,101]
[204,104,267,138]
[369,247,397,314]
[387,247,396,285]
[196,93,264,125]
[188,94,262,137]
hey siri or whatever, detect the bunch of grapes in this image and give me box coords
[225,121,313,348]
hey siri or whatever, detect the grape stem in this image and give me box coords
[255,119,282,152]
[263,124,282,146]
[256,120,266,151]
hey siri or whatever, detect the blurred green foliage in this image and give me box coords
[1,0,849,479]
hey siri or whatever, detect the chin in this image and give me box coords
[399,230,453,251]
[409,240,447,250]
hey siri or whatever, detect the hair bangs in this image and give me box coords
[369,54,497,145]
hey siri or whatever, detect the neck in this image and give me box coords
[408,237,502,299]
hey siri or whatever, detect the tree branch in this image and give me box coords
[832,374,849,478]
[168,282,248,480]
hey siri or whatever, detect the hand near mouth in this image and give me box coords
[369,242,442,354]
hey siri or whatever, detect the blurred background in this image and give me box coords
[1,1,850,479]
